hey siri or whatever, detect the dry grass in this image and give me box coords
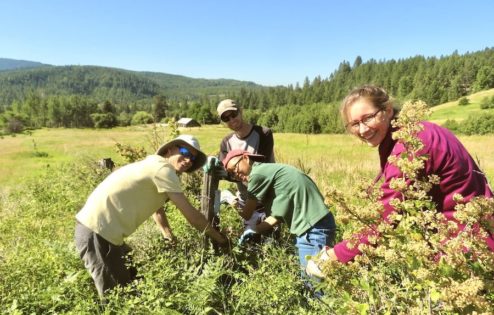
[1,125,493,191]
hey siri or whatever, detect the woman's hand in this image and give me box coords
[305,247,338,278]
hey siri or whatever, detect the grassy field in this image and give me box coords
[2,123,494,313]
[1,124,493,189]
[429,88,494,124]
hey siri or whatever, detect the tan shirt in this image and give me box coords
[76,155,182,245]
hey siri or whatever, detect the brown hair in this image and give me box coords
[340,85,394,126]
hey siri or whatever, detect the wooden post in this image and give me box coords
[200,171,220,249]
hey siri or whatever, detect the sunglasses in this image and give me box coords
[178,146,196,161]
[221,110,239,123]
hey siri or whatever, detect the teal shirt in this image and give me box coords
[247,162,330,236]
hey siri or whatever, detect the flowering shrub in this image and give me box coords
[320,101,494,313]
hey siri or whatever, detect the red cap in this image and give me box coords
[222,149,265,168]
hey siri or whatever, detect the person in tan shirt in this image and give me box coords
[75,135,229,297]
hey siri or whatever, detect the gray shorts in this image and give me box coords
[74,222,136,296]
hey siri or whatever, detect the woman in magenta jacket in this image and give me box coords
[318,85,493,265]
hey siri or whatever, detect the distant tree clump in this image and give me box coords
[0,110,28,134]
[458,97,469,106]
[460,113,494,135]
[90,113,117,128]
[152,95,168,122]
[442,119,460,133]
[131,111,154,125]
[443,113,494,135]
[480,96,494,109]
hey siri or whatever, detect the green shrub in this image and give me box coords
[460,113,494,135]
[131,111,154,125]
[317,101,494,313]
[442,119,460,133]
[479,96,494,110]
[0,162,107,313]
[458,96,469,106]
[90,112,118,128]
[0,157,328,314]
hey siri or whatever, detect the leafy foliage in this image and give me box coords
[90,113,117,128]
[317,101,494,313]
[0,159,329,314]
[479,96,494,109]
[131,111,154,125]
[443,113,494,135]
[458,97,470,106]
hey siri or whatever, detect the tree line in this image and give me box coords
[1,47,493,134]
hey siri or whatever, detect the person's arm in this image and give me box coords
[167,192,228,246]
[264,128,275,163]
[324,247,339,261]
[333,140,408,263]
[257,126,275,162]
[152,207,176,243]
[254,216,278,234]
[238,198,258,221]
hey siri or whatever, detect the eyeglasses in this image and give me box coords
[178,147,196,161]
[221,110,239,123]
[345,109,383,132]
[227,157,242,178]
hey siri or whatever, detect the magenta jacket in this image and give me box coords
[333,121,494,263]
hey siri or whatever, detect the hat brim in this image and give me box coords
[218,107,238,117]
[222,150,265,169]
[156,139,207,173]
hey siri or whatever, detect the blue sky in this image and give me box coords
[1,0,493,86]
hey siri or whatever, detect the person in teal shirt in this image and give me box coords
[222,149,336,272]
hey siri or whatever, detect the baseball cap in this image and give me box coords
[222,149,265,168]
[217,99,239,117]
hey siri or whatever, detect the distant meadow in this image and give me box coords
[1,124,493,189]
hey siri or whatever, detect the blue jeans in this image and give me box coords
[295,212,336,271]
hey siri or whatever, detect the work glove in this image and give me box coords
[305,246,331,279]
[237,228,258,246]
[203,156,222,174]
[244,211,266,230]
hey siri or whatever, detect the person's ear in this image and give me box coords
[162,146,176,158]
[384,106,393,119]
[243,154,250,163]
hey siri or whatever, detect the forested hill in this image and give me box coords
[2,47,494,109]
[0,58,50,71]
[0,63,263,106]
[1,48,494,134]
[259,47,494,108]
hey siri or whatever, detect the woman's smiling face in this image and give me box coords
[346,98,392,147]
